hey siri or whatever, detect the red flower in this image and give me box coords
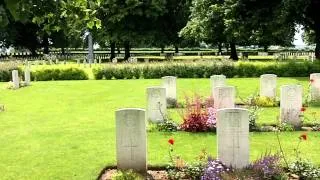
[168,138,174,145]
[300,107,306,112]
[300,133,307,140]
[310,79,314,83]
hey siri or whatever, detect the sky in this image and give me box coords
[293,25,306,47]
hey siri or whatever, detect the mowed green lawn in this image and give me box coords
[0,78,320,180]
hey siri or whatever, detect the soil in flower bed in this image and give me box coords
[99,169,170,180]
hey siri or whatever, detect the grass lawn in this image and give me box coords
[0,78,320,180]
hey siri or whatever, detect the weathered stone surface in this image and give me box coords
[210,75,226,96]
[146,87,166,122]
[280,85,303,127]
[260,74,277,98]
[24,69,31,86]
[310,73,320,101]
[161,76,177,100]
[116,108,147,173]
[12,70,19,89]
[214,86,235,109]
[217,108,249,169]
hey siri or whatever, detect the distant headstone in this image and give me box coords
[161,76,177,100]
[116,108,147,173]
[144,58,149,63]
[214,86,235,109]
[24,69,31,86]
[217,108,249,169]
[55,59,59,64]
[260,74,277,98]
[112,58,118,63]
[310,73,320,102]
[210,75,226,96]
[146,87,166,122]
[12,70,19,89]
[280,85,303,127]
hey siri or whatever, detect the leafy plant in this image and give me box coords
[156,119,178,132]
[201,157,231,180]
[179,94,216,132]
[288,160,320,179]
[167,98,178,108]
[111,170,144,180]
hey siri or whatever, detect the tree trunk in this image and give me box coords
[218,43,222,54]
[263,45,268,52]
[61,47,65,55]
[43,33,49,54]
[315,23,320,59]
[175,45,179,53]
[230,42,238,61]
[124,41,130,60]
[117,46,120,54]
[161,46,164,53]
[225,44,229,53]
[110,41,116,60]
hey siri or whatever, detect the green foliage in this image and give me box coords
[0,62,21,82]
[184,162,206,179]
[289,160,320,179]
[111,170,144,180]
[156,119,178,132]
[278,122,295,132]
[32,68,88,81]
[248,105,261,132]
[93,61,320,80]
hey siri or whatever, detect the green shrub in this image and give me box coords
[112,170,144,180]
[0,62,22,82]
[32,68,88,81]
[92,61,320,80]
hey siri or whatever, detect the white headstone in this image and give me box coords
[310,73,320,102]
[116,108,147,173]
[12,70,19,89]
[146,87,166,122]
[112,58,118,63]
[214,86,235,109]
[217,108,249,169]
[280,85,303,127]
[24,69,31,86]
[260,74,277,98]
[210,75,226,96]
[161,76,177,100]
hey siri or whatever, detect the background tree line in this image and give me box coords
[0,0,319,60]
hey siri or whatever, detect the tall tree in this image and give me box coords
[99,0,166,60]
[283,0,320,58]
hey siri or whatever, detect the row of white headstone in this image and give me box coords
[116,107,250,174]
[146,74,320,127]
[211,74,320,127]
[11,69,31,89]
[115,76,250,173]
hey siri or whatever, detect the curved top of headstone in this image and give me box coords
[210,74,226,78]
[310,73,320,77]
[162,76,177,79]
[260,74,277,77]
[280,84,302,89]
[116,108,146,113]
[214,85,235,89]
[146,86,166,90]
[217,108,248,113]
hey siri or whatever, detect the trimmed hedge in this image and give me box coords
[32,68,89,81]
[93,61,320,80]
[0,62,21,82]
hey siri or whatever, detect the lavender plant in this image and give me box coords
[201,157,231,180]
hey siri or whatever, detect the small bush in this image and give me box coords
[112,170,143,180]
[0,62,21,82]
[179,95,216,132]
[92,61,320,79]
[289,160,320,179]
[32,68,88,81]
